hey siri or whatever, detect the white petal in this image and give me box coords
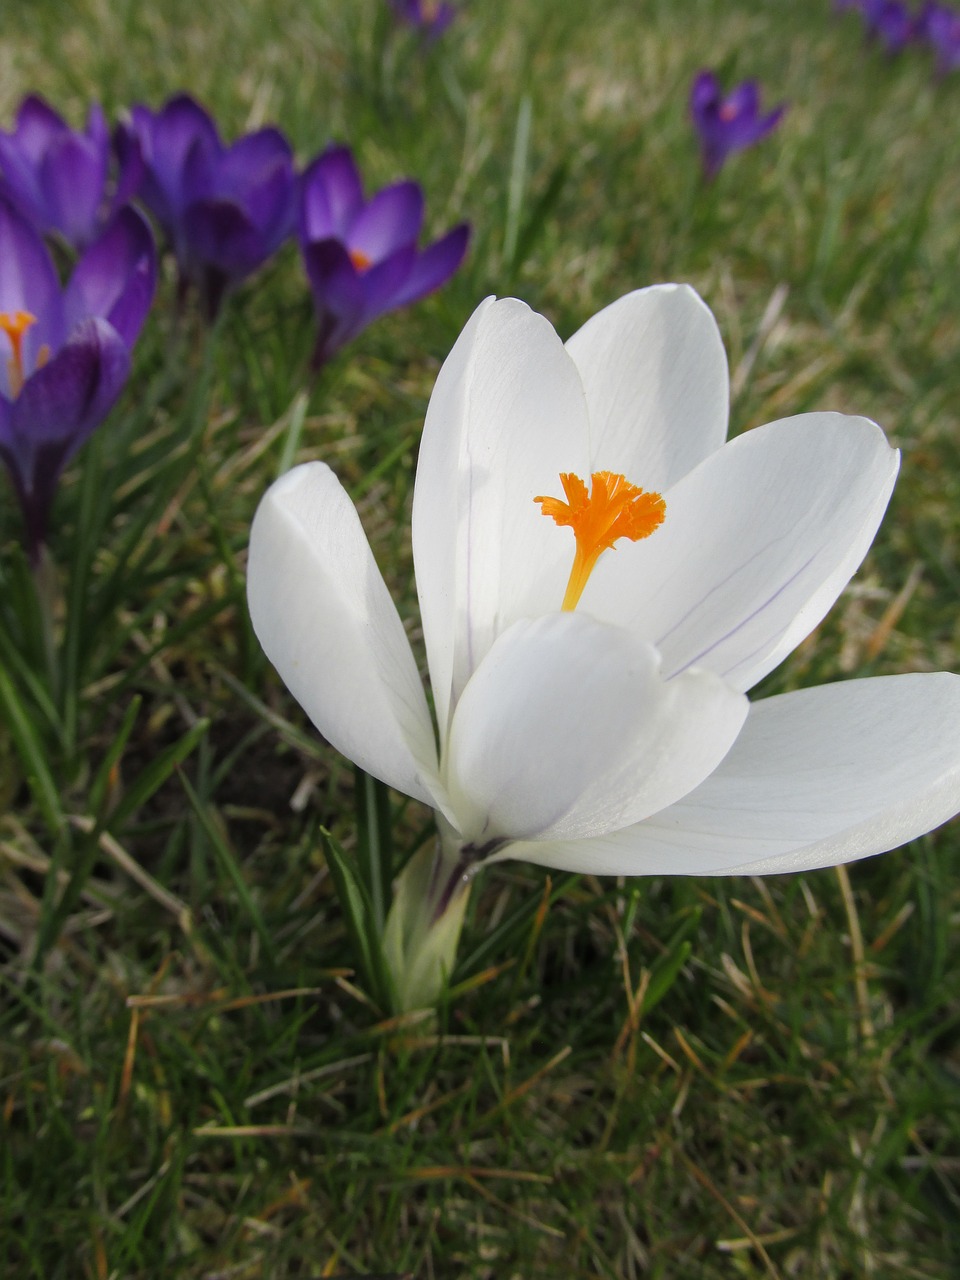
[444,612,747,844]
[582,413,899,691]
[412,297,591,742]
[565,283,729,490]
[501,674,960,876]
[247,462,444,808]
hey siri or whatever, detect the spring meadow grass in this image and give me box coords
[1,0,959,1276]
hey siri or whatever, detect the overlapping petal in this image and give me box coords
[247,461,446,811]
[503,674,960,876]
[445,612,747,843]
[63,206,157,347]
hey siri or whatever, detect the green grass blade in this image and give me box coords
[353,766,393,934]
[178,767,277,967]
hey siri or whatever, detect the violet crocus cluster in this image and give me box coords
[918,2,960,71]
[0,91,470,350]
[114,94,469,346]
[689,71,786,179]
[835,0,960,69]
[0,90,470,557]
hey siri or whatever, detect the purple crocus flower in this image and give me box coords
[0,198,156,557]
[298,146,470,369]
[863,0,916,53]
[690,71,786,180]
[389,0,458,37]
[918,2,960,72]
[0,96,142,252]
[117,94,296,318]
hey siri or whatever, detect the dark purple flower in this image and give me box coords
[690,71,786,180]
[0,198,156,557]
[389,0,458,37]
[0,96,142,251]
[117,94,296,318]
[863,0,916,53]
[298,146,470,368]
[918,2,960,72]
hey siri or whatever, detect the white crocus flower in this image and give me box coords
[248,285,960,1010]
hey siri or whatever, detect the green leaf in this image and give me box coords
[354,766,393,934]
[108,718,210,831]
[321,827,396,1013]
[0,658,63,835]
[87,695,142,819]
[178,768,277,967]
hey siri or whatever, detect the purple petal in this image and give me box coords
[12,317,129,446]
[241,156,297,244]
[220,127,294,185]
[0,196,65,357]
[690,70,721,119]
[178,127,294,250]
[64,206,157,348]
[349,180,424,261]
[38,132,107,247]
[300,237,370,364]
[302,237,367,317]
[724,81,761,118]
[130,95,221,227]
[149,94,221,173]
[181,199,270,280]
[299,146,364,240]
[390,222,470,307]
[112,118,146,207]
[11,96,67,161]
[354,242,418,315]
[0,145,45,226]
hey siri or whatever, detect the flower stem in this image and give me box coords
[32,542,61,705]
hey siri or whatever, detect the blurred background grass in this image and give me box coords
[1,0,959,1276]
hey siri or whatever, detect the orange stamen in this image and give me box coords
[0,309,38,398]
[535,470,666,611]
[349,247,372,273]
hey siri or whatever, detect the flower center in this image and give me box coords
[0,309,38,398]
[535,470,666,611]
[718,102,739,122]
[349,247,372,273]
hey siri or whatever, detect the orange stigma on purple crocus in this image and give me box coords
[0,309,38,398]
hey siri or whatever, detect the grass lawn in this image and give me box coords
[1,0,959,1276]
